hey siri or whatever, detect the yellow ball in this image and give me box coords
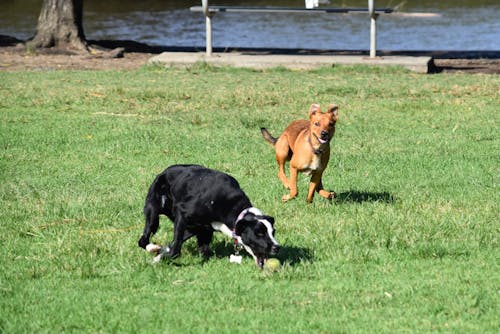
[264,258,281,271]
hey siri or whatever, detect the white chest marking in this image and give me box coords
[302,156,321,175]
[309,156,321,171]
[211,222,234,239]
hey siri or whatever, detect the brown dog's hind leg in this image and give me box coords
[282,167,299,202]
[277,161,289,189]
[275,138,291,189]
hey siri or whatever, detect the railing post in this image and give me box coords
[368,0,378,58]
[202,0,213,56]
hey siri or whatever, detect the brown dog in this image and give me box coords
[261,103,339,203]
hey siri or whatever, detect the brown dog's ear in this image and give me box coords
[327,104,339,121]
[309,104,321,118]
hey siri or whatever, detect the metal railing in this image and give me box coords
[192,0,390,58]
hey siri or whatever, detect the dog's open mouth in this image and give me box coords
[314,133,328,145]
[256,256,268,269]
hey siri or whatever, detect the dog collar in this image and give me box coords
[308,136,325,155]
[232,208,250,253]
[232,207,249,244]
[236,208,251,223]
[232,207,262,255]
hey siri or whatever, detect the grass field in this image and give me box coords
[0,63,498,333]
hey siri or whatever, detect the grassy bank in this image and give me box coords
[0,64,498,333]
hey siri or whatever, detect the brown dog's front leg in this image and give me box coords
[307,174,319,203]
[318,188,335,200]
[315,178,335,199]
[307,173,334,203]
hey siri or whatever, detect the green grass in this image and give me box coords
[0,63,498,333]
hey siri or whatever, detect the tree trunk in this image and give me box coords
[29,0,88,51]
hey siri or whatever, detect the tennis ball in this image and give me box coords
[264,258,281,271]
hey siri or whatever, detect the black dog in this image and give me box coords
[138,164,279,268]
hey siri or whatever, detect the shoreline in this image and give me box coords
[1,35,499,73]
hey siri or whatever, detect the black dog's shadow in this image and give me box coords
[210,243,313,267]
[335,190,395,204]
[161,190,395,267]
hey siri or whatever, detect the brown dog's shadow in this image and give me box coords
[276,245,314,266]
[335,190,395,204]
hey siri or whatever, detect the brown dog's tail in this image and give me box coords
[260,128,277,145]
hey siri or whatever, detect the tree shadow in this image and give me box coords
[335,190,395,204]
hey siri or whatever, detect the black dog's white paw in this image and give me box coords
[145,243,162,254]
[153,253,163,263]
[146,244,171,263]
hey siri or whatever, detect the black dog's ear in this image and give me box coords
[235,212,259,235]
[235,213,274,235]
[242,212,256,222]
[264,215,275,225]
[234,217,251,236]
[245,213,274,225]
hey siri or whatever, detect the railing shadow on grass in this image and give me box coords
[335,190,395,204]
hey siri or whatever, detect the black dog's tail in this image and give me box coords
[260,128,277,146]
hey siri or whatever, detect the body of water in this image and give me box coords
[1,0,499,51]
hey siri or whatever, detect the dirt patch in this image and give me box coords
[0,45,152,71]
[432,58,500,74]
